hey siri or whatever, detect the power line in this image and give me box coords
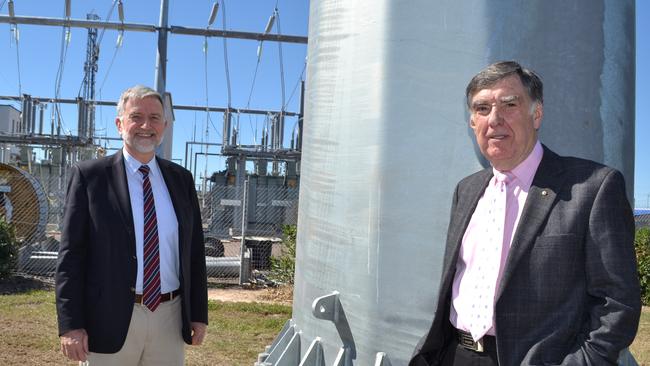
[98,33,123,92]
[275,8,285,111]
[53,5,72,135]
[221,0,232,108]
[283,60,306,111]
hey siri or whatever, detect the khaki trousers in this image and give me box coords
[85,296,185,366]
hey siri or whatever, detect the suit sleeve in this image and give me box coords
[55,165,90,336]
[187,171,208,324]
[561,169,641,364]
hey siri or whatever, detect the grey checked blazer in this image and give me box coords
[410,145,641,366]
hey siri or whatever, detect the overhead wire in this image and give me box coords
[53,4,73,135]
[97,0,120,46]
[245,59,261,145]
[204,2,222,141]
[98,1,126,138]
[275,8,285,112]
[98,31,124,93]
[283,60,306,111]
[244,5,278,145]
[97,0,124,92]
[220,0,232,108]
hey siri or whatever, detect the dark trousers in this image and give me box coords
[441,334,499,366]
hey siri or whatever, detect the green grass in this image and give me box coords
[0,290,291,366]
[0,290,648,365]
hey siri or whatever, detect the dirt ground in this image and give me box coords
[1,274,293,305]
[208,285,293,306]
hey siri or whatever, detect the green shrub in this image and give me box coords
[0,219,18,279]
[269,225,297,284]
[635,227,650,305]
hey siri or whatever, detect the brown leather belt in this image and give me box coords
[456,328,491,353]
[134,289,181,304]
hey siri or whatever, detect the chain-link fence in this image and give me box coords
[636,209,650,229]
[4,160,299,284]
[1,162,68,277]
[201,182,299,282]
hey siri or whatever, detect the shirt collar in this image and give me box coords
[492,141,543,188]
[122,147,160,178]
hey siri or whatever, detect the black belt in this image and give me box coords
[456,328,495,353]
[134,289,181,304]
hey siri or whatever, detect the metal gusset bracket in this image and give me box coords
[312,291,341,323]
[256,320,299,366]
[298,338,325,366]
[332,346,353,366]
[311,291,355,366]
[374,352,392,366]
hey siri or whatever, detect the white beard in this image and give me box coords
[121,132,163,155]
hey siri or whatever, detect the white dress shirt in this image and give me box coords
[123,148,180,294]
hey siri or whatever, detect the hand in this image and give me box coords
[191,322,207,345]
[60,328,89,362]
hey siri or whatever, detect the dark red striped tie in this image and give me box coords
[139,165,161,312]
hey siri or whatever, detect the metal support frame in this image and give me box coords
[0,134,90,147]
[0,6,306,160]
[154,0,171,158]
[0,95,299,117]
[238,179,250,285]
[80,13,100,143]
[258,293,394,365]
[0,15,308,44]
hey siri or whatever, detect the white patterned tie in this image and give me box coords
[469,172,509,341]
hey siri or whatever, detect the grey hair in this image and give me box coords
[465,61,544,109]
[116,85,164,118]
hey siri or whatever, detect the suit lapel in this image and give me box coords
[106,150,135,241]
[156,158,186,254]
[496,147,564,300]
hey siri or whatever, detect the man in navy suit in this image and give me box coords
[410,61,640,365]
[56,85,208,365]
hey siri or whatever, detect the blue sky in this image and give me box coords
[635,1,649,208]
[0,1,648,207]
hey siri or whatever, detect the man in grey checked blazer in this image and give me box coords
[410,61,641,365]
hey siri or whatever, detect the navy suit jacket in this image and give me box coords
[55,150,208,353]
[410,146,640,365]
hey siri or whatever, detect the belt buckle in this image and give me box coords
[475,338,484,352]
[458,331,484,353]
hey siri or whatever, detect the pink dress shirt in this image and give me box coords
[450,141,544,337]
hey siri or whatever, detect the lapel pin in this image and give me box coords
[541,190,548,196]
